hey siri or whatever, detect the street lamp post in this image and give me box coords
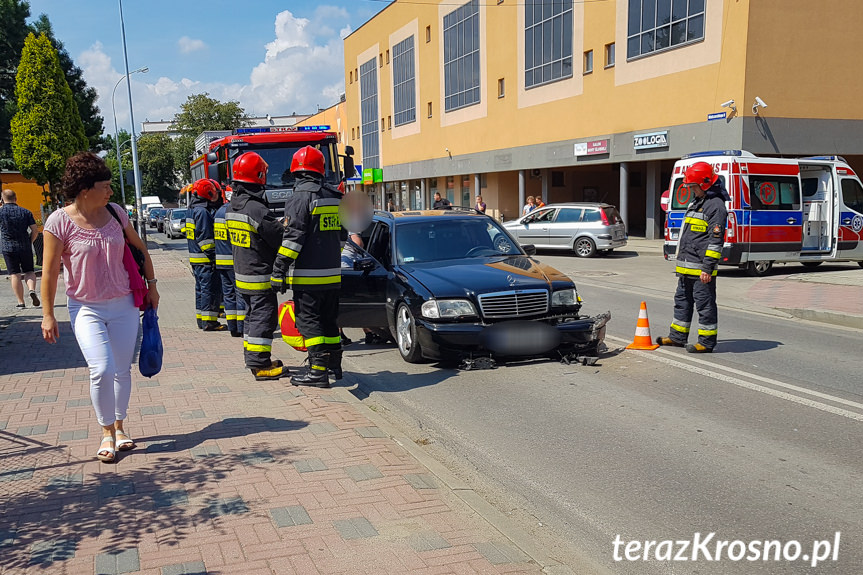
[112,66,147,214]
[118,0,147,239]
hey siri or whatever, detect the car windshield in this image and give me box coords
[250,144,340,189]
[395,218,523,264]
[170,209,187,220]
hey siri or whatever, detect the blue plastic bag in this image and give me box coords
[139,306,163,378]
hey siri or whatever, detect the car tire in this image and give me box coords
[573,237,596,258]
[746,260,773,277]
[395,303,424,363]
[801,261,822,268]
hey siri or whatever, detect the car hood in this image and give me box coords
[401,256,573,297]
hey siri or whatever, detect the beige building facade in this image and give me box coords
[343,0,863,238]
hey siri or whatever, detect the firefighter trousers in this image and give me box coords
[294,290,341,366]
[240,290,278,369]
[217,267,245,334]
[192,263,221,329]
[669,275,718,349]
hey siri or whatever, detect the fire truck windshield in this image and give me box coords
[251,145,338,189]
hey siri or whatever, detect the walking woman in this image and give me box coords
[41,152,160,463]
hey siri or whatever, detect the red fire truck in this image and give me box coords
[190,126,346,213]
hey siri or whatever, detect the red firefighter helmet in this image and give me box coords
[683,161,719,191]
[278,301,307,351]
[232,152,268,185]
[191,178,220,202]
[290,146,325,176]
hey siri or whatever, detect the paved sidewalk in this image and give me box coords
[0,248,562,575]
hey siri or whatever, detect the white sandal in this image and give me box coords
[97,436,116,462]
[116,431,136,451]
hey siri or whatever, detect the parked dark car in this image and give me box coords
[148,208,166,229]
[339,209,610,364]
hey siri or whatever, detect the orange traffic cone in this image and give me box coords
[626,301,660,350]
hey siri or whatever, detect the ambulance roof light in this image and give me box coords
[800,155,847,163]
[681,150,756,159]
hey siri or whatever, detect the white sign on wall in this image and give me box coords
[633,131,669,150]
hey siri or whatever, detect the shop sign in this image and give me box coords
[575,139,609,156]
[363,168,374,184]
[372,168,383,183]
[633,131,669,150]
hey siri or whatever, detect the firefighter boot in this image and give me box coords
[686,343,713,354]
[291,353,331,388]
[250,361,289,381]
[655,337,685,347]
[203,322,228,332]
[328,349,343,381]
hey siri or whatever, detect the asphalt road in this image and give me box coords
[337,248,863,574]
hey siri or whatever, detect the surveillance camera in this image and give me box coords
[445,148,449,152]
[721,99,735,108]
[754,97,767,108]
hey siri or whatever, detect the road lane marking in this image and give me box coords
[607,335,863,423]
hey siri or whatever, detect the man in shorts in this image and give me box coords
[0,189,39,308]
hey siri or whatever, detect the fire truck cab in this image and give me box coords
[664,150,863,276]
[190,127,344,215]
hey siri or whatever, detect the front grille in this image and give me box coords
[478,289,549,319]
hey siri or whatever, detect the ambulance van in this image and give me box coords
[663,150,863,276]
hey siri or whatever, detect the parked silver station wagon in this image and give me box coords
[503,203,627,257]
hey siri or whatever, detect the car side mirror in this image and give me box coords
[522,244,537,256]
[353,257,376,271]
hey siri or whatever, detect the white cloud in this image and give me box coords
[79,7,352,133]
[178,36,207,54]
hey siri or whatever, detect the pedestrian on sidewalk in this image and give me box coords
[40,152,160,463]
[656,162,728,353]
[186,179,225,331]
[0,189,40,308]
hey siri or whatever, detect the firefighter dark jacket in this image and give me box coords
[225,183,284,293]
[272,172,343,292]
[186,194,216,266]
[675,181,729,277]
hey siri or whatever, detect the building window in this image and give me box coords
[381,118,385,132]
[497,78,505,98]
[349,70,353,84]
[443,0,481,112]
[387,116,392,130]
[524,0,573,89]
[627,0,705,59]
[393,35,416,126]
[379,53,383,67]
[427,101,433,118]
[583,49,593,74]
[351,128,355,140]
[605,42,615,67]
[385,49,390,64]
[360,58,380,170]
[426,25,431,43]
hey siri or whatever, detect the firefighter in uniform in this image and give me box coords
[657,162,729,353]
[187,178,226,331]
[225,152,289,380]
[214,188,245,338]
[271,146,343,387]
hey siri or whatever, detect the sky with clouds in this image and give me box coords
[26,0,386,135]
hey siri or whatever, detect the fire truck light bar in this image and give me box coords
[681,150,749,159]
[233,125,331,135]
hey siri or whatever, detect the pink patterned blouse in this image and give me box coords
[43,203,132,303]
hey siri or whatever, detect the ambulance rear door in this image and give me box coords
[740,160,803,261]
[836,165,863,261]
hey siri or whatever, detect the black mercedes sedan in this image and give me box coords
[339,209,610,364]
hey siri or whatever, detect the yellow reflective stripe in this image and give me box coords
[198,241,215,251]
[698,328,718,336]
[305,336,326,346]
[236,280,272,290]
[243,342,272,352]
[236,314,246,321]
[684,215,705,224]
[185,221,196,228]
[323,336,341,344]
[286,276,341,285]
[226,220,257,233]
[225,314,237,320]
[190,256,211,264]
[670,323,690,333]
[270,276,284,284]
[278,246,299,259]
[311,365,327,371]
[705,250,721,259]
[225,212,260,231]
[282,335,305,347]
[200,312,219,320]
[675,266,718,277]
[311,205,340,215]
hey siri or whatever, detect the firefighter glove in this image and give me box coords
[270,255,293,294]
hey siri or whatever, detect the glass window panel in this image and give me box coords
[552,15,562,60]
[657,0,671,25]
[642,0,656,30]
[641,30,655,54]
[671,20,686,44]
[689,0,705,15]
[656,25,670,48]
[562,55,572,73]
[672,0,687,21]
[628,0,641,36]
[687,14,704,41]
[563,13,572,58]
[627,35,640,58]
[525,69,533,86]
[525,0,534,27]
[543,62,552,82]
[525,27,534,68]
[552,60,562,78]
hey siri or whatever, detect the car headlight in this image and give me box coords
[552,288,580,307]
[421,299,477,319]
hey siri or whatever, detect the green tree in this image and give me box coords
[137,132,177,201]
[30,14,105,151]
[10,32,87,206]
[171,93,248,182]
[0,0,32,167]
